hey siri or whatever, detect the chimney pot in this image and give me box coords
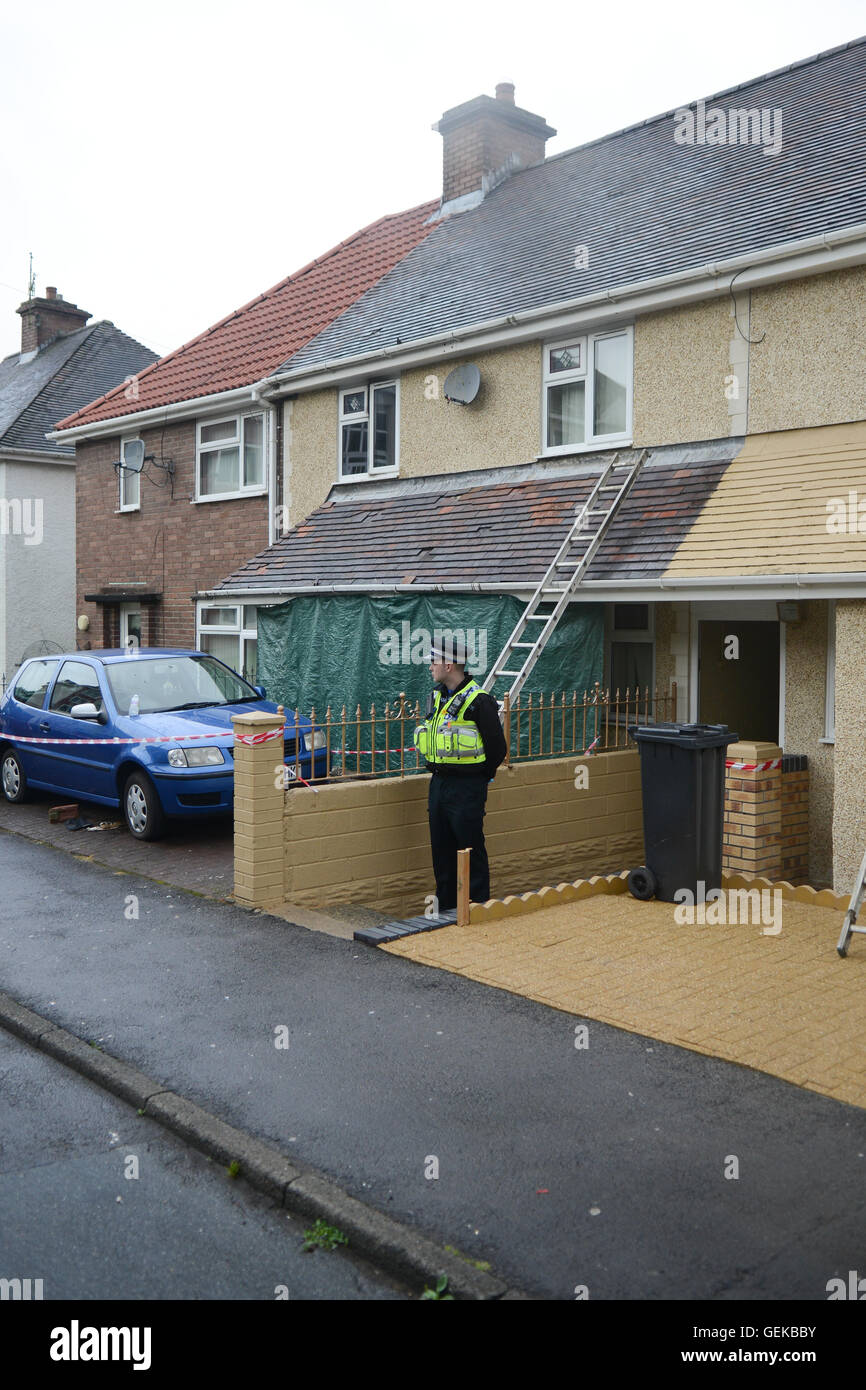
[495,82,515,104]
[46,286,57,299]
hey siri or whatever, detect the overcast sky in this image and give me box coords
[1,0,863,362]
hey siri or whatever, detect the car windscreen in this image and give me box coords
[105,655,260,715]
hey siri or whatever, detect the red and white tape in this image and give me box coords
[0,726,287,748]
[726,758,782,771]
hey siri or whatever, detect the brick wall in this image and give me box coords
[780,761,810,884]
[442,114,548,202]
[75,425,270,650]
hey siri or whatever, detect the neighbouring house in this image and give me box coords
[205,41,866,893]
[0,288,156,685]
[51,205,438,679]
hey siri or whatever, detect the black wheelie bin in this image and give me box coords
[626,722,738,903]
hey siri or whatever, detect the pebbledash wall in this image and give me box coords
[74,421,270,651]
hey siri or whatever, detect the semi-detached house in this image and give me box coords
[213,44,864,896]
[57,40,866,894]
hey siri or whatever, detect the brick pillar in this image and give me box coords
[232,710,286,908]
[780,758,810,885]
[723,740,783,880]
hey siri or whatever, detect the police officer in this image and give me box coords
[415,636,507,911]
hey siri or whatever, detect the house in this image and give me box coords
[0,288,156,684]
[51,204,438,678]
[206,40,866,894]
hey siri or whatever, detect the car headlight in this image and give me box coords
[302,730,326,752]
[167,746,225,767]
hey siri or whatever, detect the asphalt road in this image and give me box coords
[0,1029,404,1300]
[1,830,864,1300]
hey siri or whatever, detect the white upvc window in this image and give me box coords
[196,603,259,685]
[542,328,633,456]
[606,602,655,697]
[196,412,266,500]
[338,380,399,479]
[118,436,141,511]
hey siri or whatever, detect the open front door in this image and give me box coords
[698,620,780,743]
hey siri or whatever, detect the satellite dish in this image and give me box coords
[443,363,481,405]
[123,440,145,473]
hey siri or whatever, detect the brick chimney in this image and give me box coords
[17,286,91,355]
[434,83,556,208]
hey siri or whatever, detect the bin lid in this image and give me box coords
[627,721,739,748]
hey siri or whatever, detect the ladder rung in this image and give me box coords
[512,642,536,648]
[499,669,522,677]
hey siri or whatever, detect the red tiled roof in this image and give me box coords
[56,200,438,430]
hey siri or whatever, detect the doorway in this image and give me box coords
[698,620,780,743]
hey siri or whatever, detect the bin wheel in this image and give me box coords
[628,866,657,901]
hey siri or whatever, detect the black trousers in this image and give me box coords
[428,773,490,910]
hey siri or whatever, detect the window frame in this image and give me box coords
[605,602,655,706]
[337,379,400,481]
[194,411,268,503]
[118,436,142,512]
[542,327,633,457]
[196,602,259,685]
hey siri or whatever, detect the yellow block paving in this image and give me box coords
[382,895,866,1109]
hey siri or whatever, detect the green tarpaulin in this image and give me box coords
[258,593,603,770]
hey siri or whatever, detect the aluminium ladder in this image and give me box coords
[837,845,866,957]
[483,449,649,704]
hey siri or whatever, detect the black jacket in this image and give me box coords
[424,676,508,779]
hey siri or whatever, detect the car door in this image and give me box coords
[2,659,62,780]
[39,659,118,801]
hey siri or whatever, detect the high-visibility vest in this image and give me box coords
[414,680,487,766]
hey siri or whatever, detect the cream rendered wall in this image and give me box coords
[831,599,866,895]
[632,299,732,445]
[749,266,866,435]
[783,601,834,886]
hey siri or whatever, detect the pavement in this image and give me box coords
[2,830,865,1300]
[383,891,866,1110]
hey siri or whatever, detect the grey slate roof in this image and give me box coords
[283,38,866,373]
[214,441,739,594]
[0,322,157,456]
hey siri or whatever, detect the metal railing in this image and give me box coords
[278,682,677,784]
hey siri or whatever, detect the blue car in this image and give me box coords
[0,649,326,839]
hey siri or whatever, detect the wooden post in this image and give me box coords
[456,848,471,926]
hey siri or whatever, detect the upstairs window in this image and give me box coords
[196,413,265,500]
[339,381,398,478]
[119,437,141,511]
[543,329,632,454]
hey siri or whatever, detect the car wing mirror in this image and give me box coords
[70,702,103,721]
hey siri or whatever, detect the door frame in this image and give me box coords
[688,601,786,747]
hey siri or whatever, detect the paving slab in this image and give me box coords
[382,892,866,1109]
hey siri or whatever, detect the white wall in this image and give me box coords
[0,456,75,685]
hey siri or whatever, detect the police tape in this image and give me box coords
[0,726,287,747]
[726,758,783,771]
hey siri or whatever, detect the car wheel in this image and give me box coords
[1,748,27,803]
[122,771,166,841]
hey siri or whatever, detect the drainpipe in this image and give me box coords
[250,387,277,546]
